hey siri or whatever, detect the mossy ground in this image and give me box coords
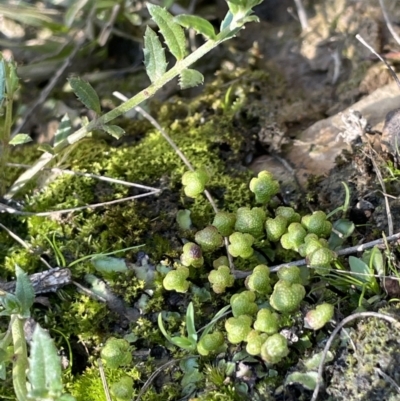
[1,62,399,400]
[1,68,296,399]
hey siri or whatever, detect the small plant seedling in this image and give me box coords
[0,266,75,401]
[158,302,230,353]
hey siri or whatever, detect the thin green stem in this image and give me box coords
[0,93,12,197]
[5,29,234,199]
[11,314,28,401]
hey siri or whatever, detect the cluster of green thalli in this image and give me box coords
[161,168,336,362]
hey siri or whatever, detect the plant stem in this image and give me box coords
[11,314,28,401]
[5,28,234,199]
[0,92,12,197]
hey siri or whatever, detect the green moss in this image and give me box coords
[1,66,301,399]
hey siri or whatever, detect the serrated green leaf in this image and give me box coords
[147,4,187,60]
[179,68,204,89]
[143,26,168,83]
[54,114,72,148]
[28,325,63,399]
[15,265,34,318]
[9,134,32,146]
[0,292,21,316]
[68,77,101,114]
[102,124,125,139]
[174,15,216,39]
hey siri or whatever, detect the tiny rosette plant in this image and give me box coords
[181,168,209,198]
[260,333,289,364]
[269,280,306,313]
[197,331,225,356]
[298,234,327,258]
[101,338,132,369]
[110,376,134,401]
[265,215,288,242]
[277,266,302,284]
[275,206,301,224]
[228,232,254,258]
[213,256,229,268]
[249,170,280,204]
[245,330,269,356]
[304,303,334,330]
[253,308,280,335]
[195,225,224,252]
[230,290,258,317]
[163,265,190,292]
[307,248,336,273]
[280,222,307,252]
[245,264,271,294]
[212,211,236,237]
[208,265,235,293]
[301,211,332,238]
[180,242,204,267]
[234,207,266,238]
[225,315,253,344]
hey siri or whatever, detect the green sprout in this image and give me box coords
[158,302,230,353]
[0,266,76,401]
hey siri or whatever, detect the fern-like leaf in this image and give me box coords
[144,26,168,83]
[147,4,187,61]
[174,15,216,40]
[179,69,204,89]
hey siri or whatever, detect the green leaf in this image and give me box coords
[348,256,371,284]
[91,256,128,274]
[54,114,72,148]
[158,312,174,344]
[201,304,231,339]
[15,265,34,318]
[328,218,355,250]
[28,325,63,399]
[220,10,234,31]
[102,124,125,139]
[6,60,19,95]
[0,58,5,105]
[68,77,101,114]
[185,302,197,343]
[0,292,21,316]
[64,0,89,27]
[285,371,318,390]
[147,4,187,60]
[174,15,216,39]
[170,336,196,350]
[363,247,384,277]
[37,143,55,155]
[9,134,33,146]
[144,26,168,83]
[179,69,204,89]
